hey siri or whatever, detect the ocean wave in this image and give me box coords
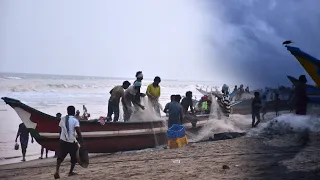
[0,81,207,93]
[3,76,22,80]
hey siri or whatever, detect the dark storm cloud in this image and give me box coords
[204,0,320,87]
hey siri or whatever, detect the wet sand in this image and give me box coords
[1,134,320,180]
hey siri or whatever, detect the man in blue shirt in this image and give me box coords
[164,95,184,128]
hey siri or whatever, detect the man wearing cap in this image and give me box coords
[133,71,145,103]
[106,80,131,122]
[146,76,161,117]
[123,81,145,121]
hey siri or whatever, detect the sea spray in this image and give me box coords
[191,95,252,142]
[247,113,320,137]
[129,97,165,122]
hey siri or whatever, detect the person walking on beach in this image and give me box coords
[39,147,48,159]
[123,81,145,121]
[15,123,34,161]
[294,75,308,115]
[164,95,184,128]
[146,76,161,116]
[251,92,262,128]
[106,81,131,122]
[274,93,280,116]
[54,106,84,179]
[261,95,267,120]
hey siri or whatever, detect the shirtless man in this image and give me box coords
[107,81,131,122]
[123,81,145,121]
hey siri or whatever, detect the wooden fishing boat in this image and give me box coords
[1,97,209,153]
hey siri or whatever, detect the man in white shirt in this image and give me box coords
[54,106,84,179]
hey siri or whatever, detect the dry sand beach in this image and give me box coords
[1,134,320,180]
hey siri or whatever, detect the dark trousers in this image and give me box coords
[252,111,261,127]
[107,101,120,122]
[57,140,78,164]
[296,108,307,115]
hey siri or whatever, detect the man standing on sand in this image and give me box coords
[54,106,84,179]
[146,76,161,117]
[164,95,184,128]
[106,81,131,122]
[123,81,145,121]
[294,75,308,115]
[251,92,262,128]
[15,123,34,162]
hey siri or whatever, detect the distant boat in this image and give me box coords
[1,97,210,153]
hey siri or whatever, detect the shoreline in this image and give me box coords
[1,136,320,180]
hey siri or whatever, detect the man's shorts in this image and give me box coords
[57,140,78,164]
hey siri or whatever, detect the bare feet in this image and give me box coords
[21,158,26,162]
[54,173,60,179]
[39,157,43,159]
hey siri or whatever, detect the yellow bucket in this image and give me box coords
[168,135,188,149]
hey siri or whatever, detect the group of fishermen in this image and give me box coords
[105,71,199,128]
[106,71,161,122]
[221,84,250,101]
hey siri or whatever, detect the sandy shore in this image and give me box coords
[1,134,320,180]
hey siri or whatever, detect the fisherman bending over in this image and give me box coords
[15,123,34,161]
[107,81,131,122]
[123,81,145,121]
[251,92,262,128]
[54,106,84,179]
[146,76,161,117]
[164,95,184,128]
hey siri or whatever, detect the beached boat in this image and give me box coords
[286,45,320,87]
[1,97,210,153]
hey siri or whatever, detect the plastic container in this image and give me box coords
[167,124,186,140]
[168,135,188,149]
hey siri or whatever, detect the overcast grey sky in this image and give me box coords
[1,0,320,87]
